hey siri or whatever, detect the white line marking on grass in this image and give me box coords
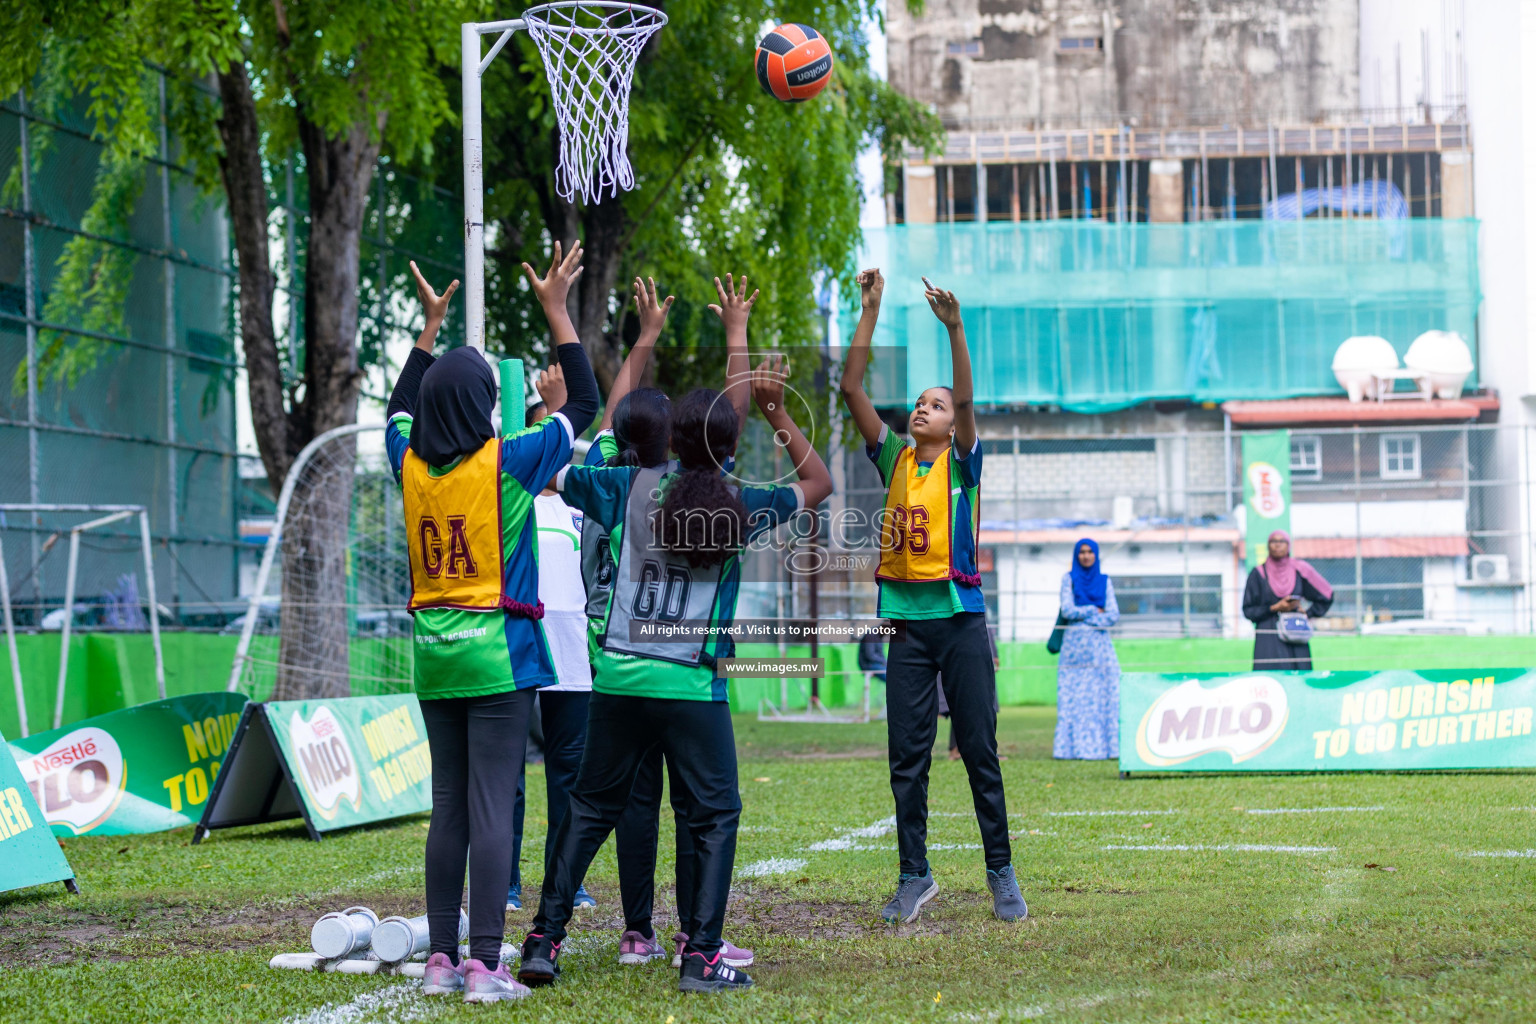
[807,816,895,851]
[1105,844,1335,854]
[281,983,427,1024]
[1463,849,1536,859]
[1246,805,1384,815]
[1043,809,1180,817]
[738,857,808,877]
[927,843,983,851]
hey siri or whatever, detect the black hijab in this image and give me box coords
[409,347,497,467]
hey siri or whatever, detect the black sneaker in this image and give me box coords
[986,865,1029,922]
[678,949,754,993]
[515,932,561,987]
[880,870,939,924]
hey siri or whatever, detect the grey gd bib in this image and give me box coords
[601,465,726,667]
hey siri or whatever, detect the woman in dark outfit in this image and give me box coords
[1242,530,1334,670]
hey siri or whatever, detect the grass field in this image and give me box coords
[2,708,1534,1023]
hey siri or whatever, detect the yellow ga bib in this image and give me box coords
[402,438,506,612]
[876,446,955,583]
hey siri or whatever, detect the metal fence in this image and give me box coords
[783,420,1533,642]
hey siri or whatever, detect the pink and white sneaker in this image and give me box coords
[671,931,754,968]
[462,958,531,1003]
[420,952,463,995]
[617,930,667,965]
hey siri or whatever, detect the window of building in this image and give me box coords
[946,39,982,56]
[935,163,978,222]
[1058,36,1103,51]
[1114,576,1222,617]
[1380,433,1421,480]
[1290,435,1322,481]
[1307,558,1425,621]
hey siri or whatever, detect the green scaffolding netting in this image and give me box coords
[856,220,1481,412]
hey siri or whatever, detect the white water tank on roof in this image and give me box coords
[1331,336,1399,402]
[1403,331,1473,400]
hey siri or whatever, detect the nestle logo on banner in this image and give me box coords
[290,706,362,819]
[31,737,97,772]
[19,727,126,834]
[1136,677,1289,767]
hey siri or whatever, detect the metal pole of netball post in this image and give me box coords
[462,19,525,353]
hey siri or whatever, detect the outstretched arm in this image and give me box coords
[387,261,460,419]
[923,277,976,455]
[522,242,597,438]
[709,274,758,428]
[754,354,832,508]
[838,268,887,449]
[602,276,674,431]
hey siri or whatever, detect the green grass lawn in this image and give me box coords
[2,708,1534,1023]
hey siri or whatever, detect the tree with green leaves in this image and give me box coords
[4,0,464,699]
[4,0,938,699]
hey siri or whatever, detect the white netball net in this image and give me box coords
[524,2,667,204]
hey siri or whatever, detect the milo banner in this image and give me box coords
[196,694,431,842]
[0,722,76,895]
[1242,429,1290,571]
[7,693,248,837]
[1120,670,1536,774]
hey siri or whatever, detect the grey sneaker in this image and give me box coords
[986,865,1029,922]
[461,958,531,1003]
[880,871,939,924]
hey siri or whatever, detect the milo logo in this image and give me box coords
[1136,676,1289,767]
[19,727,126,834]
[289,706,362,819]
[1247,461,1286,519]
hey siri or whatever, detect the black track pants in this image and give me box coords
[885,612,1012,875]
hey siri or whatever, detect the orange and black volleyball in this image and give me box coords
[755,24,834,102]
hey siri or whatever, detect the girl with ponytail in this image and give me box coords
[520,280,831,996]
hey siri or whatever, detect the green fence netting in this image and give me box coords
[858,220,1481,412]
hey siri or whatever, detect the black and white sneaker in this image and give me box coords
[678,949,754,993]
[880,871,939,924]
[515,932,561,987]
[986,865,1029,922]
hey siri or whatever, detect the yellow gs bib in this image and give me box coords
[402,438,507,612]
[877,446,964,584]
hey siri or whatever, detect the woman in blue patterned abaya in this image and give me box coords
[1054,538,1121,760]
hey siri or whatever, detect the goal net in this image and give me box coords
[227,426,413,702]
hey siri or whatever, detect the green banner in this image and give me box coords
[7,693,247,837]
[1242,429,1291,571]
[0,723,75,894]
[197,694,431,842]
[1119,669,1536,773]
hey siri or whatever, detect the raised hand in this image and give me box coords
[751,353,789,417]
[536,363,567,412]
[857,268,884,313]
[707,273,759,332]
[633,276,675,342]
[922,276,963,329]
[410,260,459,325]
[522,241,585,310]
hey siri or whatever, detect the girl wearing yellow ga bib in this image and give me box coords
[839,270,1026,926]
